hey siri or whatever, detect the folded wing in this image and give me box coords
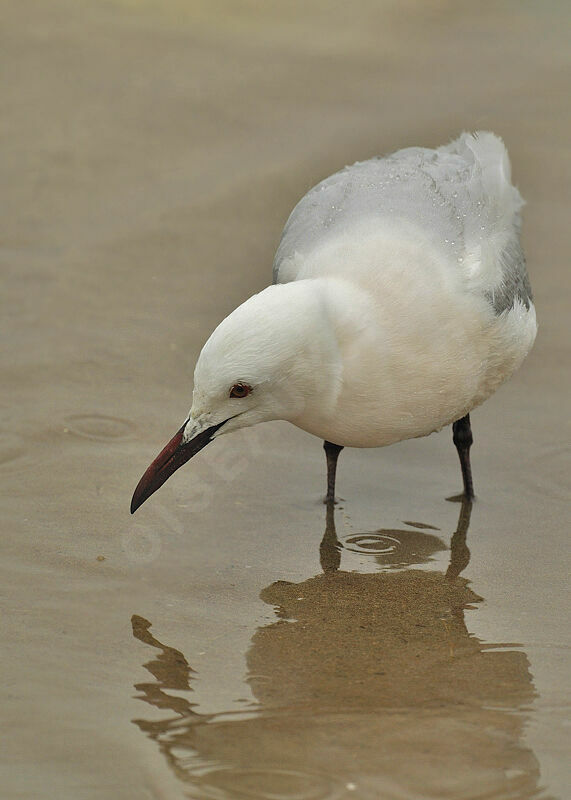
[273,131,532,314]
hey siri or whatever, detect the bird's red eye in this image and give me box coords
[229,382,251,399]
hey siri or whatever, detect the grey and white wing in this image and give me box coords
[272,147,440,283]
[273,131,532,314]
[438,132,532,313]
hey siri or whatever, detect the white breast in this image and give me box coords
[289,229,536,448]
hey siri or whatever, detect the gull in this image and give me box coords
[131,132,536,514]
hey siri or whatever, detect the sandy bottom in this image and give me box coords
[2,1,569,798]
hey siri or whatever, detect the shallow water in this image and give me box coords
[2,1,569,798]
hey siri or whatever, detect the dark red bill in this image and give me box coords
[130,419,225,514]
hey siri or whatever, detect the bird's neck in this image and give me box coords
[282,277,378,432]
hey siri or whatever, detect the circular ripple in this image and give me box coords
[0,432,26,467]
[341,529,447,568]
[197,767,333,800]
[63,414,136,442]
[343,533,401,555]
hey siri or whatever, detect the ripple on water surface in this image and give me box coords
[341,528,446,569]
[343,532,401,555]
[63,414,136,441]
[190,767,334,800]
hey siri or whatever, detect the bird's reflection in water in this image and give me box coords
[319,500,453,574]
[132,500,543,800]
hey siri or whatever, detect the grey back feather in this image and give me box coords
[273,132,532,314]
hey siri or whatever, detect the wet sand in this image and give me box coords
[2,1,570,798]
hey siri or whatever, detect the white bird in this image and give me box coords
[131,132,537,514]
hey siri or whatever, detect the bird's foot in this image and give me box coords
[446,492,475,504]
[323,495,343,505]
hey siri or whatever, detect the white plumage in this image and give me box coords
[274,131,530,315]
[131,132,536,513]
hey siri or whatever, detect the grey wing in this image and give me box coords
[441,132,532,313]
[272,147,443,283]
[486,226,532,313]
[272,132,532,314]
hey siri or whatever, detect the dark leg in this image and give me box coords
[445,496,473,581]
[320,500,342,573]
[452,414,474,500]
[323,440,344,505]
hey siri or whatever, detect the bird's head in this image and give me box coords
[131,281,339,513]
